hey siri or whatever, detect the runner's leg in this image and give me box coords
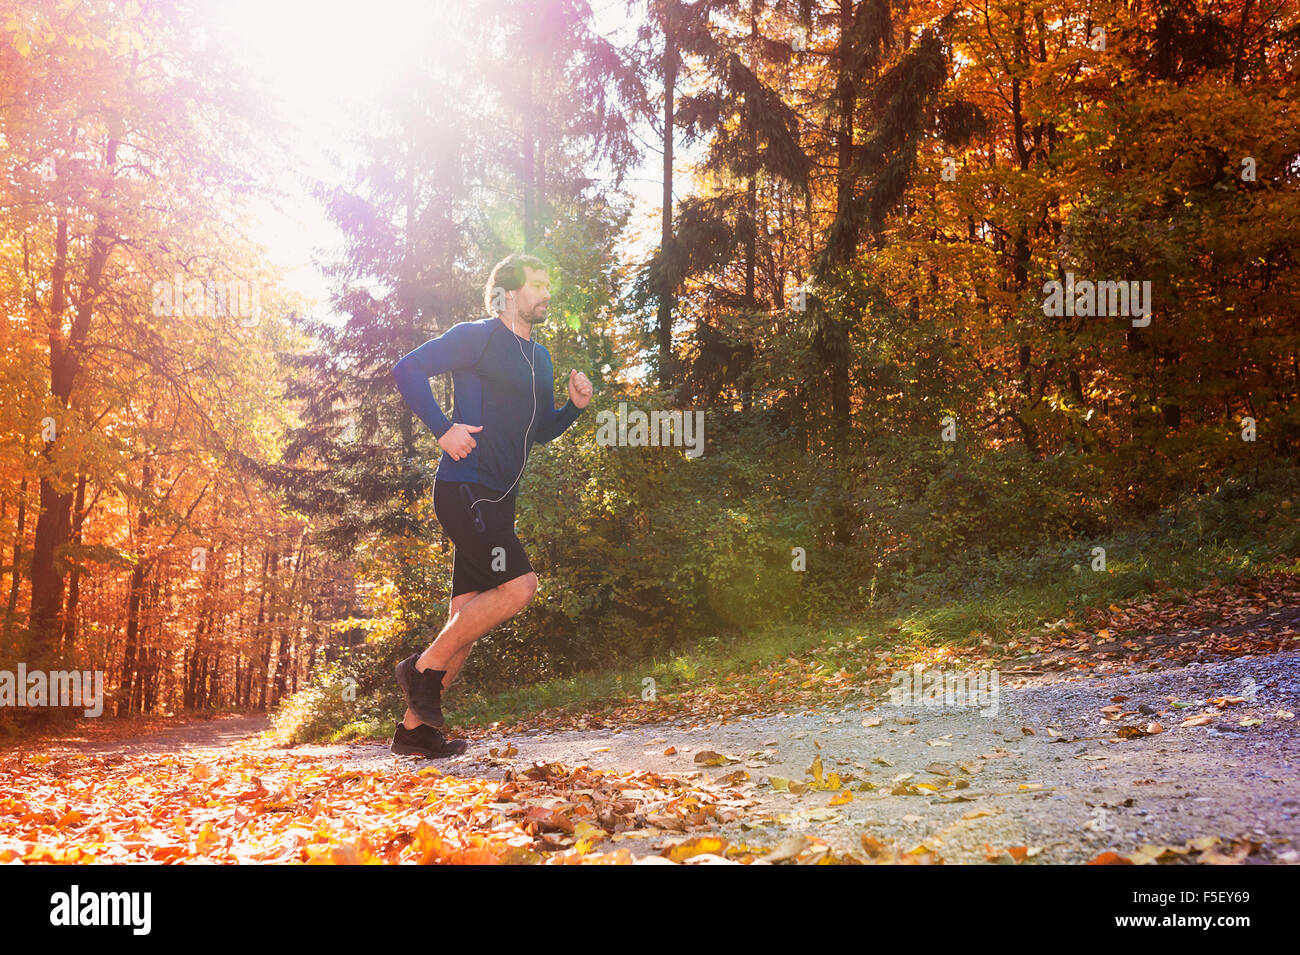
[440,589,480,686]
[403,589,478,730]
[416,571,536,675]
[404,481,535,728]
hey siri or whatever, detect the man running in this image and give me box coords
[390,253,593,758]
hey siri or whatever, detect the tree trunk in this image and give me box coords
[30,128,120,656]
[4,476,28,644]
[658,30,679,388]
[257,549,275,711]
[60,472,88,651]
[117,456,155,716]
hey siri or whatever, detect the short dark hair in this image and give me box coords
[484,252,547,316]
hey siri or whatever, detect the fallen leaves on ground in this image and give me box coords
[1020,572,1300,677]
[0,750,759,865]
[1087,836,1262,865]
[0,748,961,865]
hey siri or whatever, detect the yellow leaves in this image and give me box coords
[857,834,944,866]
[22,844,86,863]
[692,750,738,767]
[194,822,220,853]
[497,846,543,865]
[828,790,854,806]
[661,835,728,863]
[307,843,385,865]
[1096,837,1259,866]
[767,776,808,794]
[798,753,846,792]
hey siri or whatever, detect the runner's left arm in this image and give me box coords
[534,347,583,443]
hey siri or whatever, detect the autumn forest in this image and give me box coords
[1,0,1298,735]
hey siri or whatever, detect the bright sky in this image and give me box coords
[220,0,667,324]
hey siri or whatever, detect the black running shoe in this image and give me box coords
[390,721,468,758]
[395,653,445,727]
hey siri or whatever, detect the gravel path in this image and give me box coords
[44,714,273,758]
[295,650,1300,863]
[44,653,1300,863]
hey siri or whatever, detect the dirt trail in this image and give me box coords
[305,650,1300,863]
[35,653,1300,864]
[43,714,272,758]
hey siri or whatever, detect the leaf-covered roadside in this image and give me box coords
[0,750,903,865]
[1023,572,1300,672]
[0,752,720,864]
[469,571,1300,739]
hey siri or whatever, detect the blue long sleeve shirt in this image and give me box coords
[393,317,584,493]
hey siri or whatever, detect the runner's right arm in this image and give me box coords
[392,323,484,440]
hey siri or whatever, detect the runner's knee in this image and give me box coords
[502,572,537,610]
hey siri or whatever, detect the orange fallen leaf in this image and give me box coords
[1086,851,1133,865]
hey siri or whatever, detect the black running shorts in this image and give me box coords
[432,478,534,598]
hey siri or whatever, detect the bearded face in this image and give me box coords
[516,267,550,324]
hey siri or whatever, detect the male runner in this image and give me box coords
[390,253,593,758]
